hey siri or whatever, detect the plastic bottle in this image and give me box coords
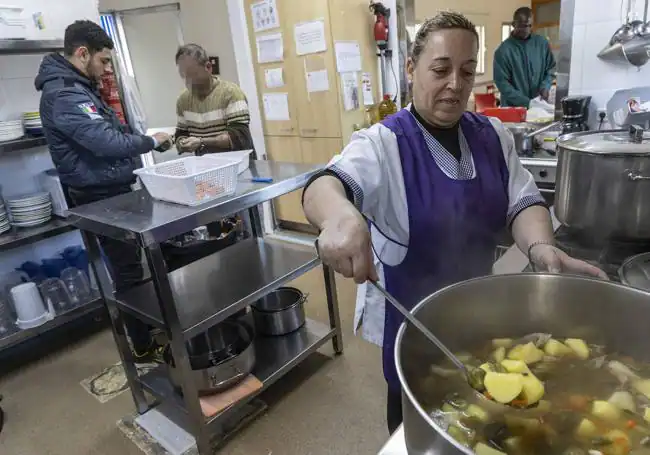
[378,94,398,121]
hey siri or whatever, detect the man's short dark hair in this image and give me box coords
[175,43,209,65]
[513,7,533,21]
[64,20,114,56]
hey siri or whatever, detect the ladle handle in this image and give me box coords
[369,280,467,373]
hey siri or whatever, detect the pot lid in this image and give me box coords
[558,125,650,155]
[619,252,650,292]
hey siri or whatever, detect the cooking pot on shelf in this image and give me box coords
[555,125,650,240]
[164,320,255,395]
[395,273,650,455]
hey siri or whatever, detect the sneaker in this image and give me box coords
[133,345,166,365]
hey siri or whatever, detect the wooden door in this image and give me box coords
[244,0,299,137]
[300,137,342,165]
[280,0,342,139]
[264,135,307,224]
[328,0,380,143]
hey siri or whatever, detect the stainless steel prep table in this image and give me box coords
[69,160,344,454]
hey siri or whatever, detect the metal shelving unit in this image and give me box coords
[0,293,103,351]
[0,136,48,154]
[0,39,64,55]
[0,39,104,358]
[69,161,343,454]
[0,217,76,252]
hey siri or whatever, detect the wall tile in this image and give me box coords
[575,0,628,25]
[569,24,587,92]
[0,77,41,119]
[0,55,44,80]
[580,21,631,92]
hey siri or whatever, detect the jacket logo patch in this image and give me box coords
[78,102,99,118]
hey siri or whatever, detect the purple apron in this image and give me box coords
[380,109,509,391]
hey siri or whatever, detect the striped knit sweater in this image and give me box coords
[175,77,253,151]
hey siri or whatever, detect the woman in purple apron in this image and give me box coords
[302,12,605,434]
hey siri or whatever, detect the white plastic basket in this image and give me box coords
[134,156,240,206]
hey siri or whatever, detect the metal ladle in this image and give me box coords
[370,280,544,416]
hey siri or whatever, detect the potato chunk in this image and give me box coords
[592,400,622,422]
[634,379,650,400]
[484,372,524,403]
[493,346,506,363]
[575,418,598,439]
[565,338,590,359]
[608,390,636,412]
[520,374,545,405]
[508,342,545,364]
[501,359,531,374]
[544,339,573,357]
[492,338,514,348]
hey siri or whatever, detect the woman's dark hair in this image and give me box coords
[64,20,113,56]
[411,11,478,65]
[175,43,209,65]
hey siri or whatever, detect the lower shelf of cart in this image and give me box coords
[137,317,335,425]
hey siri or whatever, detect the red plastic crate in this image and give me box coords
[474,93,497,112]
[482,107,527,123]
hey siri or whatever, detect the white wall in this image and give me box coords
[0,0,101,275]
[569,0,650,118]
[415,0,529,84]
[99,0,239,84]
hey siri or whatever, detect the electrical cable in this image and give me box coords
[386,54,400,104]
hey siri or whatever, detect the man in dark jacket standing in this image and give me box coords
[493,7,556,107]
[35,20,171,362]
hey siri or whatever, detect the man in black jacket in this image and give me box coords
[35,20,171,362]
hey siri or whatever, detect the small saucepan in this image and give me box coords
[252,287,307,336]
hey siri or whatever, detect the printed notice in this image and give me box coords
[294,19,327,56]
[341,72,360,111]
[335,41,362,73]
[264,68,284,88]
[361,72,374,106]
[256,33,283,64]
[306,69,329,93]
[251,0,279,32]
[262,92,290,121]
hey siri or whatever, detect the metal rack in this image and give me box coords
[69,161,343,454]
[0,39,64,55]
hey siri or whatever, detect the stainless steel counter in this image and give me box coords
[68,161,321,246]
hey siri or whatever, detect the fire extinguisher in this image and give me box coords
[99,70,127,125]
[370,1,390,51]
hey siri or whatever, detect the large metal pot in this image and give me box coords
[395,273,650,455]
[555,126,650,240]
[165,320,255,395]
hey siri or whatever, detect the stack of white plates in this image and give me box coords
[0,202,9,235]
[7,192,52,228]
[23,112,43,136]
[0,120,24,142]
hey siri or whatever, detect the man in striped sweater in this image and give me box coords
[175,43,254,155]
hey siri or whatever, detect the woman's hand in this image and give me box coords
[529,244,609,279]
[317,208,378,284]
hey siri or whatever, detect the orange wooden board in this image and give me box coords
[199,375,263,418]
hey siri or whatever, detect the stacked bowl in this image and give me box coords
[23,112,43,136]
[0,120,24,142]
[0,202,9,235]
[8,192,52,228]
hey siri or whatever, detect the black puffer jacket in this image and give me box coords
[35,54,154,189]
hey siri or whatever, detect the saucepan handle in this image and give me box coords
[626,169,650,181]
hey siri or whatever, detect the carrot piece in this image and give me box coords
[510,399,528,407]
[626,419,637,429]
[568,394,592,411]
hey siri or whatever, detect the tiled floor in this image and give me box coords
[0,268,390,455]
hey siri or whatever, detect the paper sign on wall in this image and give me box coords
[341,72,360,111]
[264,68,284,88]
[361,72,374,106]
[251,0,280,32]
[294,19,327,55]
[262,93,290,121]
[335,41,362,73]
[307,69,329,93]
[256,33,284,64]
